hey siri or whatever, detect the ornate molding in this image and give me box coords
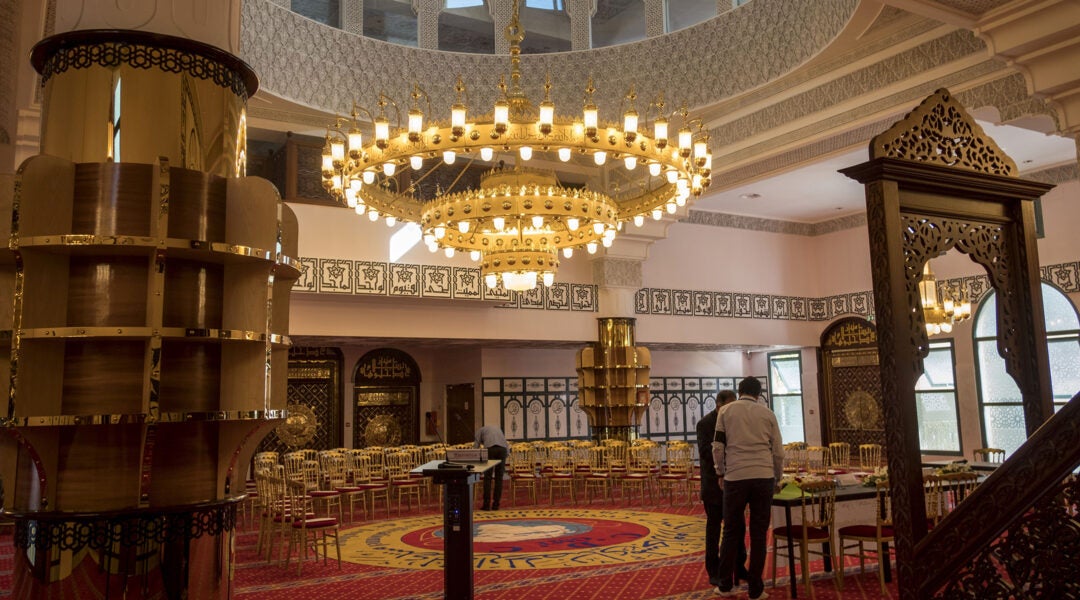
[871,88,1016,175]
[592,257,643,288]
[683,210,867,236]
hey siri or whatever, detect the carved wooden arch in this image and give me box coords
[841,89,1056,600]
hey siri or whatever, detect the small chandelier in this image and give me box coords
[320,0,711,291]
[919,261,971,336]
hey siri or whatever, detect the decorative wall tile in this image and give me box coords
[319,258,353,293]
[771,296,791,319]
[733,293,752,318]
[388,264,421,297]
[296,257,318,292]
[809,299,828,320]
[1045,262,1078,292]
[453,267,481,299]
[790,297,807,320]
[571,284,597,311]
[830,295,849,317]
[421,265,452,298]
[519,286,545,309]
[752,294,772,318]
[651,289,672,315]
[717,292,733,317]
[547,283,571,310]
[849,291,871,315]
[355,261,387,295]
[693,291,715,316]
[672,290,693,315]
[635,289,650,314]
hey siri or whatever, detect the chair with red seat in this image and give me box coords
[771,479,838,596]
[837,480,893,595]
[284,478,341,575]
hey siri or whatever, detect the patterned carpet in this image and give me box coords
[0,500,899,599]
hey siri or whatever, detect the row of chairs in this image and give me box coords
[783,442,884,473]
[775,470,981,595]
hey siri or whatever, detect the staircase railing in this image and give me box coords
[916,391,1080,598]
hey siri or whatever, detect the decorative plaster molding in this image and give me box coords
[683,210,867,236]
[1023,162,1079,185]
[935,0,1015,16]
[644,0,666,38]
[591,257,643,288]
[341,0,362,35]
[239,0,857,119]
[54,0,242,54]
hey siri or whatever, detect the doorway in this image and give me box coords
[446,383,475,445]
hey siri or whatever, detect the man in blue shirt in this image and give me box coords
[475,424,509,510]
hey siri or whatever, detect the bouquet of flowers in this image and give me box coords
[934,461,974,476]
[779,473,826,489]
[862,466,889,487]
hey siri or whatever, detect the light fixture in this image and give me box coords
[919,261,971,336]
[321,0,712,290]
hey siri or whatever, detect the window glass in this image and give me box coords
[365,0,419,47]
[768,352,804,443]
[974,282,1080,458]
[915,341,961,453]
[592,0,645,48]
[666,0,715,32]
[292,0,341,28]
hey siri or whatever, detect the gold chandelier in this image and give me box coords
[919,262,971,336]
[320,0,711,291]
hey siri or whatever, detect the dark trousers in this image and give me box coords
[718,478,775,597]
[481,445,507,508]
[705,501,748,586]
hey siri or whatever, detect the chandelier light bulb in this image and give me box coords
[665,169,678,184]
[603,228,616,241]
[458,221,470,233]
[354,203,366,215]
[386,215,396,227]
[692,173,703,192]
[566,217,580,232]
[423,233,435,244]
[493,216,506,231]
[586,242,598,254]
[594,151,607,165]
[519,146,533,161]
[368,209,380,221]
[349,177,362,191]
[345,188,358,208]
[676,192,688,206]
[648,162,662,176]
[321,153,333,173]
[558,147,572,162]
[411,155,423,170]
[494,101,509,131]
[539,101,555,129]
[444,247,455,258]
[443,150,456,165]
[451,103,466,132]
[485,273,498,289]
[602,237,613,248]
[434,226,446,239]
[408,109,423,135]
[470,250,481,261]
[694,140,708,160]
[623,109,638,136]
[652,208,663,220]
[348,129,362,152]
[666,201,677,214]
[532,215,544,228]
[543,272,555,287]
[624,156,637,170]
[480,147,494,161]
[427,241,438,253]
[583,104,598,133]
[382,162,396,176]
[563,247,573,259]
[654,118,668,144]
[678,127,692,153]
[634,214,645,227]
[593,222,605,235]
[362,169,376,184]
[331,174,343,191]
[375,118,390,144]
[331,140,345,162]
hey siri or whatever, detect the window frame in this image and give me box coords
[767,350,805,443]
[914,339,963,455]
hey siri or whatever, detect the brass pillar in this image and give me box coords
[576,317,650,442]
[1,30,297,599]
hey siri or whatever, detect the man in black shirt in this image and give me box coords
[698,390,749,587]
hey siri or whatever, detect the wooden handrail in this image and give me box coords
[915,391,1080,595]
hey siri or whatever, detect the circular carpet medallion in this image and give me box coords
[339,507,702,570]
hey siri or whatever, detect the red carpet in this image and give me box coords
[1,500,898,599]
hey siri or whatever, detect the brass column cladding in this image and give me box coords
[71,163,153,236]
[576,317,651,443]
[30,30,258,177]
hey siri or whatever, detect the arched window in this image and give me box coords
[973,282,1080,456]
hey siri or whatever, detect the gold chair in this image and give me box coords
[351,451,390,519]
[657,443,693,505]
[583,446,611,503]
[621,445,654,505]
[385,451,423,514]
[806,445,831,475]
[546,445,576,504]
[302,459,343,520]
[973,447,1005,463]
[508,445,541,505]
[827,442,851,469]
[783,442,808,473]
[284,478,341,575]
[772,480,838,596]
[324,452,367,522]
[938,471,980,511]
[923,474,947,529]
[859,443,883,470]
[837,480,893,595]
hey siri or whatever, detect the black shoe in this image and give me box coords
[736,567,752,583]
[480,505,490,511]
[491,505,499,511]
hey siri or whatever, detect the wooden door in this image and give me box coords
[446,383,475,445]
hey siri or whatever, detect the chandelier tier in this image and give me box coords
[919,261,972,336]
[321,0,712,291]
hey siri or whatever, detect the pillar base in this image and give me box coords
[591,425,639,444]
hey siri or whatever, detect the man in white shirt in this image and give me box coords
[712,377,784,599]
